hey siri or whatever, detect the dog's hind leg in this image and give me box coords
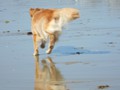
[33,34,39,55]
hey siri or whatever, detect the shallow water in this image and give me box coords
[0,0,120,90]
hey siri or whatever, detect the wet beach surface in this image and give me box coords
[0,0,120,90]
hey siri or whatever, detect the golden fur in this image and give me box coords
[30,8,80,55]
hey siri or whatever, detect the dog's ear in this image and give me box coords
[36,8,42,11]
[30,8,44,17]
[29,8,35,17]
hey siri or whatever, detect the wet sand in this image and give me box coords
[0,0,120,90]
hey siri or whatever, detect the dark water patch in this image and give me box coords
[0,9,6,12]
[27,32,32,35]
[4,20,10,24]
[104,41,117,47]
[53,46,110,56]
[0,31,32,37]
[98,85,110,89]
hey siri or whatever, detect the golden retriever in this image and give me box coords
[30,8,80,55]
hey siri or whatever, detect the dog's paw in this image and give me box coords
[40,43,45,49]
[33,52,39,56]
[46,49,52,54]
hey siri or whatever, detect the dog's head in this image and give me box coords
[29,8,44,17]
[60,8,80,22]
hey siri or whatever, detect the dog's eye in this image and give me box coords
[73,12,79,16]
[54,16,59,23]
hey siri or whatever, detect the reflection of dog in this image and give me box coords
[30,8,80,55]
[34,56,67,90]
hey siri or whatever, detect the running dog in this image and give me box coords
[30,8,80,55]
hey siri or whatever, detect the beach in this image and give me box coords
[0,0,120,90]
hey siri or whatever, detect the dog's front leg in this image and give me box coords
[46,34,56,54]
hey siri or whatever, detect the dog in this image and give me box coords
[30,8,80,55]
